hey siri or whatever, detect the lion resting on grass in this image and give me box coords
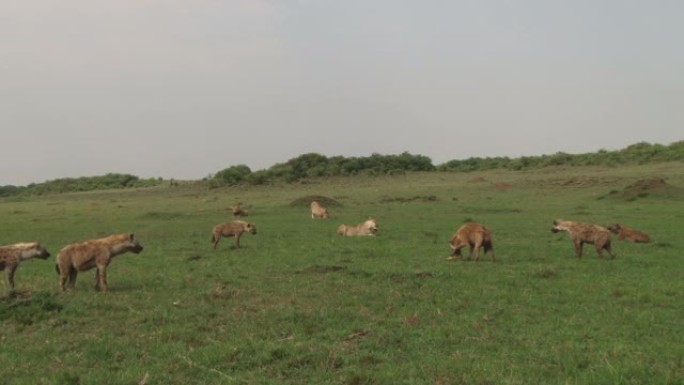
[56,233,144,292]
[448,222,495,261]
[607,224,651,243]
[310,201,331,219]
[0,242,50,293]
[551,219,614,258]
[336,218,379,236]
[212,220,257,250]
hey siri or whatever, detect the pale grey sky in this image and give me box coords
[2,1,682,186]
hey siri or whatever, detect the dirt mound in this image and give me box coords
[606,177,684,201]
[289,195,342,207]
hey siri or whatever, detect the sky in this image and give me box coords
[1,0,682,186]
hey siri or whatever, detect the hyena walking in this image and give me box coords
[552,219,614,258]
[56,233,143,292]
[0,242,50,293]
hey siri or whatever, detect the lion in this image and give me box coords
[212,220,257,250]
[56,233,144,292]
[336,218,379,236]
[552,219,614,258]
[0,242,50,293]
[310,200,330,219]
[607,223,651,243]
[229,204,249,218]
[447,222,495,261]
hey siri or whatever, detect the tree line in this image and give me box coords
[1,141,682,195]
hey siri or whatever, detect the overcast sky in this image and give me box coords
[2,1,682,185]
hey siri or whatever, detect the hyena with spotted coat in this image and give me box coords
[552,219,614,258]
[607,224,651,243]
[448,222,495,261]
[212,220,257,250]
[56,233,143,292]
[0,242,50,293]
[310,201,331,219]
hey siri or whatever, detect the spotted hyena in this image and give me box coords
[310,201,330,219]
[0,242,50,293]
[448,222,495,261]
[552,219,614,258]
[56,233,144,292]
[230,204,249,218]
[212,220,257,250]
[607,224,651,243]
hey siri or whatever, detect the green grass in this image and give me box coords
[0,164,683,384]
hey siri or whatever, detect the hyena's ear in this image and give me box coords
[129,233,136,241]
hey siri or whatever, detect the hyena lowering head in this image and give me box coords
[448,222,495,262]
[552,219,614,259]
[310,201,331,219]
[56,233,143,292]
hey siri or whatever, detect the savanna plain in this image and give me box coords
[0,164,682,385]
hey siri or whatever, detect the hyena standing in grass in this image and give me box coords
[56,233,143,292]
[212,221,257,250]
[448,222,495,261]
[551,219,615,259]
[310,201,331,219]
[0,242,50,294]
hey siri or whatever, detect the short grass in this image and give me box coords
[0,163,683,385]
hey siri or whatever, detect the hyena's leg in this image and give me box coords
[235,233,242,248]
[93,269,100,290]
[213,233,221,250]
[574,240,584,258]
[602,242,615,259]
[485,243,496,262]
[472,243,482,261]
[6,264,18,291]
[96,265,108,292]
[65,267,78,289]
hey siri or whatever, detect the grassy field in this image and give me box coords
[0,164,683,385]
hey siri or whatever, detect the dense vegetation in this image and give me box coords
[211,141,683,187]
[0,173,163,197]
[2,141,682,194]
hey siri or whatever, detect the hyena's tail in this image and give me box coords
[55,264,60,274]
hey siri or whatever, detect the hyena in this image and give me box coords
[448,222,495,261]
[212,221,257,250]
[607,224,651,243]
[0,242,50,293]
[310,201,331,219]
[552,219,614,258]
[56,233,143,292]
[230,204,249,218]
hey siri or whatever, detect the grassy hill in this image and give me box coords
[0,162,682,384]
